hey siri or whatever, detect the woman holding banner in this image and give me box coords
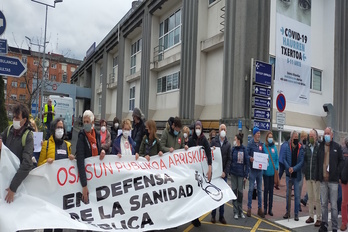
[112,119,139,160]
[76,110,106,204]
[139,120,163,161]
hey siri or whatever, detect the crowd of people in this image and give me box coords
[0,103,347,232]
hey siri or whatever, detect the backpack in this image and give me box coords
[7,125,31,147]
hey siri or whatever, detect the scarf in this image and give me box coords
[85,129,98,157]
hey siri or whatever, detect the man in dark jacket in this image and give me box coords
[160,117,185,153]
[303,129,321,226]
[0,103,34,203]
[131,107,145,153]
[209,123,231,224]
[316,127,343,232]
[247,127,265,218]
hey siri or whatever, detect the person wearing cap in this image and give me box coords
[188,120,212,227]
[246,126,265,218]
[160,117,185,153]
[43,98,55,140]
[131,107,145,153]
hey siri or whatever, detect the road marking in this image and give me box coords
[251,219,262,232]
[183,212,210,232]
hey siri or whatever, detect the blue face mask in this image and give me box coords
[324,135,331,143]
[174,130,179,136]
[268,138,273,144]
[84,123,92,132]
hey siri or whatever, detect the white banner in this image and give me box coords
[0,146,235,231]
[274,1,311,104]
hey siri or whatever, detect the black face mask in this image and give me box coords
[302,139,307,145]
[293,139,299,146]
[145,129,150,137]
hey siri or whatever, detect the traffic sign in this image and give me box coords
[254,60,272,86]
[253,85,271,98]
[276,112,286,125]
[253,120,271,131]
[277,124,284,131]
[0,39,7,54]
[0,55,27,77]
[276,93,286,112]
[0,11,6,36]
[252,108,271,120]
[252,96,271,109]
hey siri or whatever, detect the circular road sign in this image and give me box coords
[276,93,286,112]
[0,11,7,36]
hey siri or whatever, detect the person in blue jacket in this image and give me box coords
[112,119,139,160]
[230,132,249,219]
[263,131,279,216]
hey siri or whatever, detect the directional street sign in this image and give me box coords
[0,39,7,54]
[252,96,271,109]
[252,108,271,120]
[0,55,27,77]
[254,60,272,86]
[253,85,271,98]
[0,11,6,36]
[253,120,271,131]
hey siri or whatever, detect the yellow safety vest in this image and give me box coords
[44,104,55,123]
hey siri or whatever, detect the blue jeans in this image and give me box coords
[248,169,262,209]
[286,176,300,215]
[212,177,227,218]
[320,182,338,230]
[263,175,274,212]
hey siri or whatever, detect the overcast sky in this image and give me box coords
[0,0,136,60]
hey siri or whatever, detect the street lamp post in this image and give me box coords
[31,0,62,120]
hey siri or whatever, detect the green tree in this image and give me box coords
[0,76,9,132]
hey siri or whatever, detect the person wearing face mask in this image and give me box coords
[182,126,190,146]
[37,118,73,167]
[99,119,111,153]
[316,127,343,232]
[0,103,34,203]
[139,120,163,161]
[246,127,265,218]
[131,107,145,153]
[112,119,139,160]
[160,117,185,153]
[209,124,231,224]
[230,132,249,219]
[76,110,106,204]
[262,131,278,217]
[302,129,322,227]
[282,130,304,221]
[111,117,120,145]
[187,120,212,227]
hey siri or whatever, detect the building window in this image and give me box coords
[19,94,26,101]
[159,9,181,52]
[51,63,57,69]
[10,94,17,100]
[113,56,118,74]
[51,75,57,81]
[11,81,18,87]
[33,72,38,79]
[98,95,102,114]
[22,56,27,64]
[62,72,67,83]
[157,72,180,93]
[4,90,6,99]
[34,59,39,66]
[44,72,49,80]
[20,82,26,88]
[311,69,322,92]
[209,0,216,5]
[129,86,135,111]
[130,39,142,75]
[71,67,75,72]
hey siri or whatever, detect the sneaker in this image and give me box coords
[283,212,290,219]
[257,208,265,218]
[340,224,347,231]
[234,214,238,219]
[219,217,227,224]
[240,213,245,219]
[247,208,251,217]
[300,199,307,206]
[191,218,201,227]
[211,216,216,224]
[305,217,314,223]
[314,220,321,227]
[294,214,299,221]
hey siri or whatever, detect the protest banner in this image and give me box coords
[0,146,235,231]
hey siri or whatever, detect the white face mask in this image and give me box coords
[220,130,226,138]
[123,130,130,138]
[13,120,21,130]
[114,123,119,128]
[55,128,64,139]
[183,133,188,139]
[101,126,106,133]
[233,141,237,146]
[195,129,201,136]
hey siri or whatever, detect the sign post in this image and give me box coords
[0,55,27,77]
[276,93,286,150]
